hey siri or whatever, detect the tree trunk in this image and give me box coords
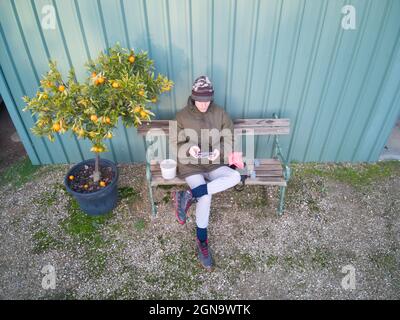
[93,153,101,183]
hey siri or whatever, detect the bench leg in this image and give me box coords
[148,184,157,217]
[277,186,286,216]
[145,163,157,217]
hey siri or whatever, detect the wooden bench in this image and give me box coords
[137,113,291,217]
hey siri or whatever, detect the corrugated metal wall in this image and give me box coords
[1,0,400,165]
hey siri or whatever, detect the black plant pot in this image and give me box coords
[64,158,119,216]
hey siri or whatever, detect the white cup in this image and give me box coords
[160,159,177,180]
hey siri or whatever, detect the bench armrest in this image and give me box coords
[273,137,291,181]
[272,113,291,181]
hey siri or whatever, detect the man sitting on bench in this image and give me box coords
[171,75,242,271]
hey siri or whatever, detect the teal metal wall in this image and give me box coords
[1,0,400,165]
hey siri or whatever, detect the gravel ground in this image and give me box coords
[0,159,399,300]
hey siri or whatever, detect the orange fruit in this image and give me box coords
[105,117,111,124]
[134,106,141,113]
[112,81,120,88]
[99,181,106,187]
[52,123,61,132]
[69,175,74,181]
[90,115,98,122]
[83,184,89,189]
[97,77,105,84]
[78,129,85,137]
[91,72,97,78]
[140,110,147,118]
[128,55,135,63]
[58,85,65,92]
[138,89,145,96]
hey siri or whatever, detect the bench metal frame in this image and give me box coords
[139,112,291,217]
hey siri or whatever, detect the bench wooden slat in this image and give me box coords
[150,175,286,187]
[254,170,283,177]
[255,158,281,165]
[151,159,283,171]
[244,177,287,186]
[149,157,286,186]
[150,176,186,186]
[150,168,283,177]
[139,127,289,136]
[150,164,283,172]
[150,158,281,164]
[234,119,289,127]
[234,127,289,135]
[137,119,290,136]
[150,158,282,168]
[150,176,287,186]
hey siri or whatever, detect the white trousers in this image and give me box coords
[184,165,241,228]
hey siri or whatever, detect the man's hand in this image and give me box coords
[188,145,200,158]
[208,149,220,161]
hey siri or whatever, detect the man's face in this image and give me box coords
[195,100,211,113]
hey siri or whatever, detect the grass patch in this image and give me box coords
[162,191,171,204]
[219,250,260,284]
[311,247,332,269]
[118,186,139,202]
[32,229,62,254]
[282,255,306,271]
[158,185,173,190]
[61,197,112,244]
[36,190,58,207]
[287,167,326,213]
[294,161,400,189]
[237,186,269,209]
[263,247,334,272]
[0,156,66,189]
[85,248,108,279]
[144,274,159,285]
[61,196,113,278]
[134,218,146,232]
[368,251,398,273]
[41,288,77,300]
[307,198,320,213]
[53,182,67,193]
[237,253,258,271]
[0,156,40,189]
[156,245,202,298]
[105,273,140,300]
[265,255,279,268]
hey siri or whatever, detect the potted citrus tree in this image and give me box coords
[23,44,173,215]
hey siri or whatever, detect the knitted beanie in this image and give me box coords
[191,75,214,102]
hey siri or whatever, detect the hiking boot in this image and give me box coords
[196,239,213,271]
[172,190,194,225]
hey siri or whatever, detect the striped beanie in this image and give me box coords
[191,75,214,102]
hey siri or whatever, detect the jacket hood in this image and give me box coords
[187,96,215,115]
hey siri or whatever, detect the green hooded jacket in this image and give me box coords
[170,96,234,179]
[171,96,234,179]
